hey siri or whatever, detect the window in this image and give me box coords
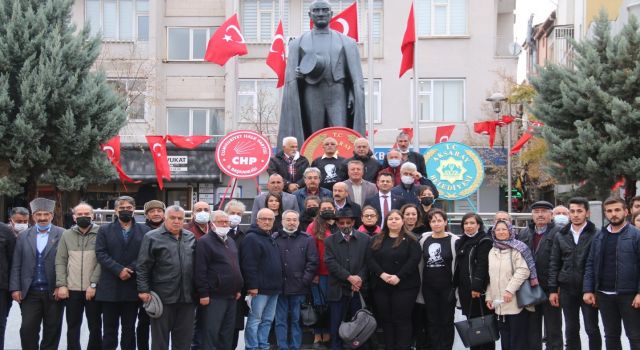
[241,0,289,43]
[237,80,280,135]
[108,79,146,120]
[167,27,214,61]
[85,0,149,41]
[417,79,465,122]
[364,79,382,124]
[416,0,467,36]
[167,108,225,136]
[302,0,383,44]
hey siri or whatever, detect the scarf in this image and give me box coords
[490,221,539,285]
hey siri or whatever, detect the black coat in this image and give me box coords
[240,226,283,295]
[340,153,382,183]
[195,231,243,298]
[95,221,150,302]
[274,230,319,295]
[363,193,406,227]
[454,231,492,316]
[324,229,371,302]
[0,223,15,290]
[229,227,248,330]
[517,222,561,290]
[268,151,310,191]
[368,235,421,291]
[548,221,598,294]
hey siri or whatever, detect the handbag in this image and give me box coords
[454,299,500,348]
[509,250,547,308]
[301,284,329,328]
[338,293,377,348]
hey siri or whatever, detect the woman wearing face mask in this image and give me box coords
[300,196,321,232]
[369,210,421,350]
[454,213,495,350]
[417,186,436,230]
[418,209,459,350]
[265,192,283,232]
[486,220,535,350]
[401,204,428,238]
[305,199,336,347]
[358,205,381,235]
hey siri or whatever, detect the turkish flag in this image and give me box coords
[266,20,286,88]
[364,129,379,137]
[167,135,212,149]
[146,136,171,190]
[611,177,626,191]
[499,115,515,126]
[399,2,415,78]
[435,125,456,144]
[474,121,499,148]
[308,2,359,41]
[510,132,533,155]
[204,14,248,66]
[101,136,140,186]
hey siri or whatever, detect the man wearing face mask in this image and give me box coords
[377,149,404,186]
[143,200,165,230]
[95,196,150,350]
[552,205,570,228]
[0,214,16,349]
[9,207,30,236]
[390,162,439,208]
[10,197,64,350]
[194,210,243,350]
[382,132,427,178]
[55,202,102,350]
[273,210,319,350]
[184,201,212,240]
[323,209,371,350]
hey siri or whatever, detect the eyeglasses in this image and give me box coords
[363,214,377,218]
[258,217,275,222]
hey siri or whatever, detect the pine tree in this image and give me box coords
[0,0,126,198]
[531,11,640,199]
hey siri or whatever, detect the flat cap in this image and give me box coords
[143,291,163,319]
[530,200,554,211]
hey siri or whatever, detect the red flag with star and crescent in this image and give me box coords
[399,2,415,78]
[205,13,248,66]
[266,20,286,88]
[100,136,140,186]
[167,135,212,149]
[308,2,359,41]
[146,136,171,190]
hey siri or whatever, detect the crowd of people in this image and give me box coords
[1,133,640,350]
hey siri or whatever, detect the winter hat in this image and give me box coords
[30,198,55,214]
[144,200,166,214]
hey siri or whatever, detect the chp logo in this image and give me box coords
[424,142,485,200]
[215,130,272,178]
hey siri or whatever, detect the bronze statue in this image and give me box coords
[277,0,365,147]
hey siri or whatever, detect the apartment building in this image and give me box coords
[71,0,517,212]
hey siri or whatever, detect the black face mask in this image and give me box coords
[320,210,336,220]
[421,197,435,206]
[118,210,134,223]
[76,217,92,229]
[305,207,319,217]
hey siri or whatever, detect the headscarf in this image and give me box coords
[490,220,539,285]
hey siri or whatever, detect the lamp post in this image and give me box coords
[486,93,512,213]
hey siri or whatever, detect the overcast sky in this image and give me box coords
[514,0,558,81]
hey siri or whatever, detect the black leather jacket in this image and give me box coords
[136,226,196,304]
[548,221,598,294]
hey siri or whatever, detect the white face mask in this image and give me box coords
[229,214,242,228]
[401,175,414,185]
[554,214,569,226]
[13,222,28,233]
[216,226,231,236]
[195,211,211,224]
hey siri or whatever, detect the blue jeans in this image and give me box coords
[275,294,305,350]
[245,294,279,350]
[311,276,329,335]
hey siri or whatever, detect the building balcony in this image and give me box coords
[548,25,574,68]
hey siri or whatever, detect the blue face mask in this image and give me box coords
[36,223,51,231]
[388,159,402,168]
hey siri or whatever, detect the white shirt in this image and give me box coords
[352,183,362,206]
[378,192,391,223]
[570,222,587,245]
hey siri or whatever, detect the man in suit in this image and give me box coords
[517,200,563,350]
[251,174,299,224]
[95,196,150,350]
[10,197,64,350]
[293,167,333,211]
[333,182,362,228]
[343,160,378,208]
[268,137,310,193]
[363,171,405,227]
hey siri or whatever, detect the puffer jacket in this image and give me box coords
[55,224,101,291]
[548,221,598,294]
[485,248,531,316]
[136,226,196,304]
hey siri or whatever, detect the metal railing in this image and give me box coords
[549,25,574,68]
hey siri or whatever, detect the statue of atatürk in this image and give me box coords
[277,0,365,147]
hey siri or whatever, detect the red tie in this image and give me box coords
[382,195,389,218]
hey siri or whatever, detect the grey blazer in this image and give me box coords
[251,192,299,224]
[344,179,379,207]
[10,225,64,298]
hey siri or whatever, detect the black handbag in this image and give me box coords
[454,299,500,348]
[509,250,547,308]
[301,284,329,328]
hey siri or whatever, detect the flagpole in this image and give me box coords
[278,0,285,138]
[367,0,375,147]
[232,0,239,131]
[411,2,419,153]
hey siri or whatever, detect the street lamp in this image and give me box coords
[486,92,513,213]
